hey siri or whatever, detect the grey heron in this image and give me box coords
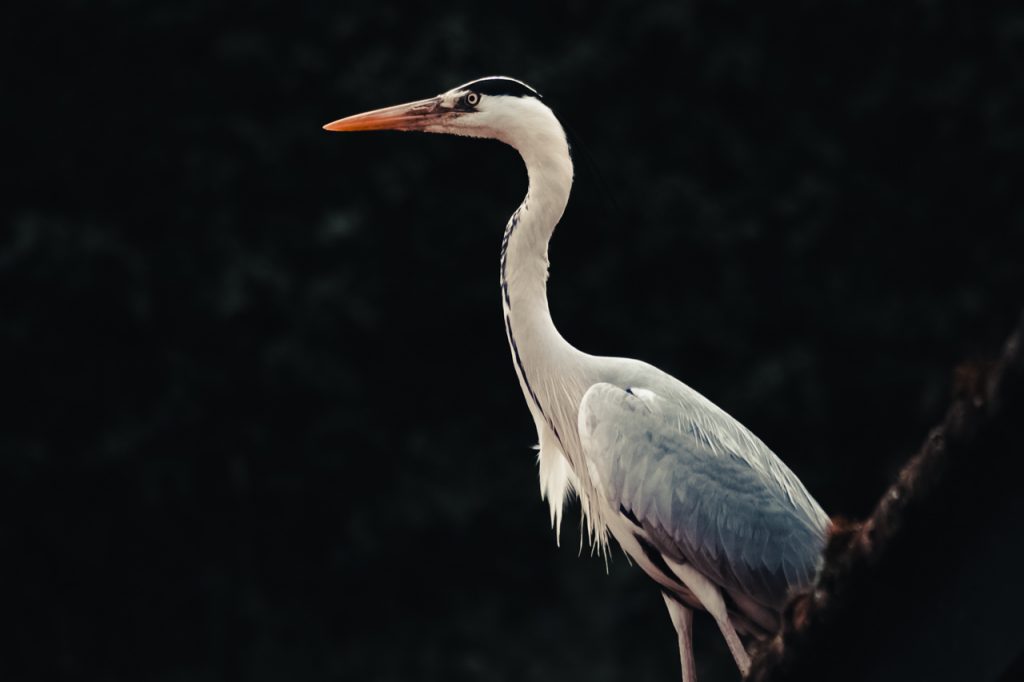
[324,76,830,681]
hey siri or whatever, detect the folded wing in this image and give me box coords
[579,382,828,610]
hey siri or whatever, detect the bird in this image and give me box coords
[323,76,830,681]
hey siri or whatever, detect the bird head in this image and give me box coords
[323,76,557,150]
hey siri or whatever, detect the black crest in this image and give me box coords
[462,76,541,99]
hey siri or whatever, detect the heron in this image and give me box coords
[324,76,830,681]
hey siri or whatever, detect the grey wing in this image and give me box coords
[578,381,829,610]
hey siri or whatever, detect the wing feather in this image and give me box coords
[579,381,829,610]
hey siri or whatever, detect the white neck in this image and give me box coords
[500,121,574,351]
[497,101,578,417]
[492,99,609,548]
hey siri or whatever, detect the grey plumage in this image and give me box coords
[579,378,829,619]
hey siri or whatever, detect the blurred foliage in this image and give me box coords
[3,1,1023,680]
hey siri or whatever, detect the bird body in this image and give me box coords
[325,76,829,680]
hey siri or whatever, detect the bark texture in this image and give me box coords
[748,313,1024,682]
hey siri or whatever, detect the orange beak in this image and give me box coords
[323,96,450,133]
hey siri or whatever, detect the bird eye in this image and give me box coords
[464,92,480,106]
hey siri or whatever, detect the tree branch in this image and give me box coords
[748,312,1024,682]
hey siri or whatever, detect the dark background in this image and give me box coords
[4,1,1023,680]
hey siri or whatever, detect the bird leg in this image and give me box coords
[664,557,751,677]
[714,610,751,677]
[662,592,697,682]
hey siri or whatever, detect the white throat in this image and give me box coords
[489,98,609,549]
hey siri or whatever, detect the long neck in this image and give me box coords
[500,136,573,352]
[500,121,585,439]
[497,107,609,551]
